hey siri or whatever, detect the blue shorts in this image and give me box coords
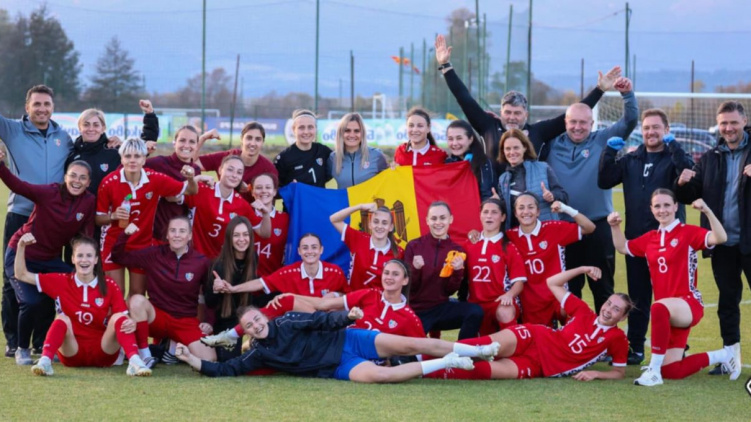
[333,329,380,380]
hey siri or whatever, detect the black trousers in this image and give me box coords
[710,244,751,346]
[565,218,615,314]
[416,301,484,340]
[2,212,27,350]
[625,255,652,354]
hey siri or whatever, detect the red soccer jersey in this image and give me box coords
[343,288,424,338]
[393,143,447,167]
[533,293,628,377]
[465,232,527,304]
[37,273,126,343]
[260,261,346,297]
[506,220,581,311]
[199,149,278,203]
[255,209,289,277]
[625,220,710,302]
[184,183,262,259]
[342,225,404,293]
[97,168,186,251]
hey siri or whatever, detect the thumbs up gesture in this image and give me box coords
[541,182,554,203]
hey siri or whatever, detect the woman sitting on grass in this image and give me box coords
[13,233,151,377]
[175,305,500,383]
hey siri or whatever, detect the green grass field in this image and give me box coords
[0,184,749,421]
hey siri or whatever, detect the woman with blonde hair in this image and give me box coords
[328,113,388,188]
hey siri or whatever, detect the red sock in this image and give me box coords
[424,361,492,380]
[114,318,140,359]
[234,324,243,337]
[650,303,671,355]
[135,321,150,349]
[661,354,710,379]
[458,335,493,346]
[42,319,68,360]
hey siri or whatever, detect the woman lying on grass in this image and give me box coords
[175,306,500,383]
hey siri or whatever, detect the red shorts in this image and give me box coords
[58,338,119,368]
[667,295,704,350]
[520,299,565,327]
[149,306,203,345]
[507,325,543,379]
[100,236,147,273]
[474,300,521,336]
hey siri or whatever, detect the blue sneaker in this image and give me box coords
[15,348,33,365]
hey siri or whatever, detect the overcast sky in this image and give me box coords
[5,0,751,97]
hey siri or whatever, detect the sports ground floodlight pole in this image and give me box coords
[314,0,320,114]
[201,0,206,132]
[526,0,532,104]
[506,4,513,93]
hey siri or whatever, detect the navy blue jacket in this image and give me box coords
[199,311,354,378]
[599,142,694,238]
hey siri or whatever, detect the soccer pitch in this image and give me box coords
[0,184,749,421]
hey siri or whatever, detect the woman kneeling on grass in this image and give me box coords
[13,234,151,377]
[175,306,501,383]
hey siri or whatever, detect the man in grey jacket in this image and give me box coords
[0,85,73,358]
[544,77,639,313]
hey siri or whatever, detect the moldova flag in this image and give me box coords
[279,161,481,272]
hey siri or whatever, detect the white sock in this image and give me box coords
[129,354,145,366]
[707,349,729,366]
[227,330,240,340]
[452,343,480,357]
[420,358,447,375]
[139,347,152,359]
[649,353,665,372]
[168,340,178,354]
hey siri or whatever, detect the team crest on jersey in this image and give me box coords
[316,158,323,166]
[100,163,109,172]
[229,213,237,219]
[363,161,370,169]
[274,228,282,236]
[581,149,590,158]
[145,192,153,200]
[598,337,604,344]
[55,138,61,147]
[76,213,84,221]
[185,272,194,281]
[321,289,330,296]
[389,320,397,329]
[492,255,500,263]
[539,241,548,250]
[670,239,679,248]
[95,298,104,307]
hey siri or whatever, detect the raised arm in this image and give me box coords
[13,233,39,285]
[607,212,628,255]
[547,266,601,304]
[0,149,44,201]
[435,34,495,133]
[692,199,727,246]
[330,203,376,234]
[597,78,639,142]
[139,100,160,142]
[597,137,626,189]
[192,129,222,170]
[551,201,595,235]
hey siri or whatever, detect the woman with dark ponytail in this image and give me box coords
[445,120,495,200]
[393,107,447,167]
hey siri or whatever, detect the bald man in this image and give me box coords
[543,77,639,314]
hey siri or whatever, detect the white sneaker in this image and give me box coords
[476,342,500,361]
[724,343,742,381]
[31,356,53,376]
[443,352,474,371]
[126,355,152,377]
[200,329,236,349]
[634,366,663,387]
